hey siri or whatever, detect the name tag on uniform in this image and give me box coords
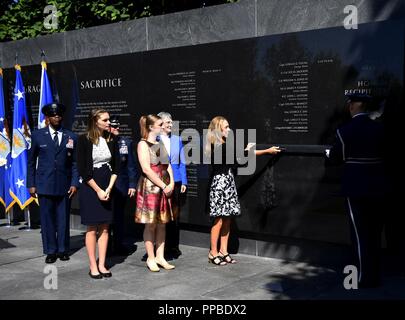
[66,138,74,149]
[40,144,47,148]
[119,145,128,155]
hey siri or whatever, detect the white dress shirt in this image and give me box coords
[49,125,62,145]
[160,134,171,157]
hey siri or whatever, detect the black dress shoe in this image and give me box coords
[45,254,57,264]
[171,247,182,258]
[88,271,103,279]
[165,247,182,260]
[57,253,70,261]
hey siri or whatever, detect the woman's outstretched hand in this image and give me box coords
[267,146,282,154]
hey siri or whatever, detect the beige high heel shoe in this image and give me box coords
[155,258,175,270]
[146,258,160,272]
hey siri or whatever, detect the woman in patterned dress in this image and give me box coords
[205,116,281,266]
[135,114,177,272]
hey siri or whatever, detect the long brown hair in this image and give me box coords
[205,116,228,156]
[139,114,161,140]
[86,108,110,145]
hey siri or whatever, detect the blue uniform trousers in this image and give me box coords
[38,195,70,255]
[346,196,385,286]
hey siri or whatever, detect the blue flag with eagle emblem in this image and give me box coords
[38,60,53,129]
[0,67,13,211]
[8,65,35,209]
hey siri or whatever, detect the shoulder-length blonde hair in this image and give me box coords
[86,108,110,145]
[139,114,161,140]
[205,116,228,156]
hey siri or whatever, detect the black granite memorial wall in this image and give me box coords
[3,19,403,250]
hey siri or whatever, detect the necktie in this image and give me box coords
[53,132,59,148]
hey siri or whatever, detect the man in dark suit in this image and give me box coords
[326,93,388,288]
[108,116,137,255]
[27,103,79,264]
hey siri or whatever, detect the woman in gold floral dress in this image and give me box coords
[135,114,177,272]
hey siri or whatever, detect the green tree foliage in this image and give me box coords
[0,0,14,15]
[0,0,238,42]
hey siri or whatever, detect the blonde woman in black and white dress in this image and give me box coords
[205,116,281,266]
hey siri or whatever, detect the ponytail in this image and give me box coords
[139,114,161,140]
[139,115,148,140]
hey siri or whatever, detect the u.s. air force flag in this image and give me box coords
[9,65,35,209]
[0,67,13,211]
[38,60,53,129]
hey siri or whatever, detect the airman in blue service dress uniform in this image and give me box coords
[327,93,388,288]
[27,103,79,264]
[108,116,137,255]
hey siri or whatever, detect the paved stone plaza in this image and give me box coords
[0,219,404,300]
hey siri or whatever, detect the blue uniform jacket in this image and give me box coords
[27,127,79,196]
[328,113,388,197]
[159,134,187,185]
[115,136,138,194]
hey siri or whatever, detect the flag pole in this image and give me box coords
[6,208,13,228]
[24,208,31,231]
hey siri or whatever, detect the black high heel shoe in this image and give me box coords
[219,251,237,264]
[208,252,227,266]
[88,271,103,279]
